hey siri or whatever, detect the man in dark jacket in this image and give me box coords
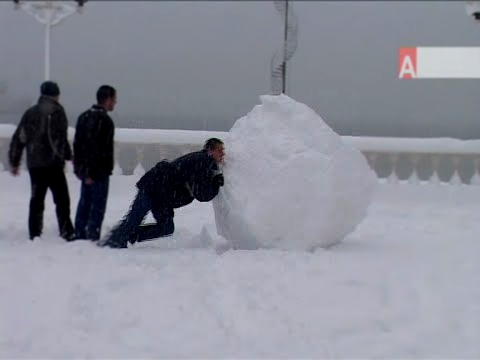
[8,81,75,241]
[98,138,225,249]
[72,85,116,241]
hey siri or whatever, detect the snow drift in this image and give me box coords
[212,94,377,251]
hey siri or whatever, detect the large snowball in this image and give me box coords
[212,94,377,251]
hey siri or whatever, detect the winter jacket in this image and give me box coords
[9,95,72,170]
[136,149,223,209]
[73,105,115,181]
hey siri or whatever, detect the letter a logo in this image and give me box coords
[398,47,417,79]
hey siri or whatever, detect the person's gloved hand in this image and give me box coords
[213,173,224,187]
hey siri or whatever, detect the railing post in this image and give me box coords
[450,156,463,185]
[113,144,122,175]
[430,155,442,185]
[133,144,145,176]
[408,154,421,184]
[388,154,399,184]
[470,157,480,185]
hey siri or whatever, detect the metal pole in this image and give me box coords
[45,21,51,80]
[44,1,52,80]
[282,0,289,94]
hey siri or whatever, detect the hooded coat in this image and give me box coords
[9,95,72,170]
[136,149,223,209]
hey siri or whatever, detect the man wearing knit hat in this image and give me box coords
[8,81,75,241]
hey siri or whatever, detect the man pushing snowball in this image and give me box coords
[98,138,225,249]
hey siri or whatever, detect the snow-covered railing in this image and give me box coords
[344,136,480,185]
[1,124,479,185]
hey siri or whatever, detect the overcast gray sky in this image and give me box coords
[1,1,480,138]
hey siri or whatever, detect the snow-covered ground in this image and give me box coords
[0,172,479,358]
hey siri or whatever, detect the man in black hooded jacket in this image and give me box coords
[98,138,225,249]
[72,85,116,241]
[8,81,75,240]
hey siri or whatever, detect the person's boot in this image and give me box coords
[101,240,128,248]
[97,224,129,248]
[61,231,76,242]
[59,219,75,242]
[128,230,139,245]
[129,220,174,244]
[97,236,128,248]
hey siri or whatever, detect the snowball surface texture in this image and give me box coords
[212,94,377,251]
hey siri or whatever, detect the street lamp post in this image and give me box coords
[466,1,480,20]
[13,0,87,81]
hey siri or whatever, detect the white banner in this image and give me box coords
[398,47,480,79]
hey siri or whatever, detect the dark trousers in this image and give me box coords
[28,165,74,240]
[74,176,110,240]
[99,188,174,248]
